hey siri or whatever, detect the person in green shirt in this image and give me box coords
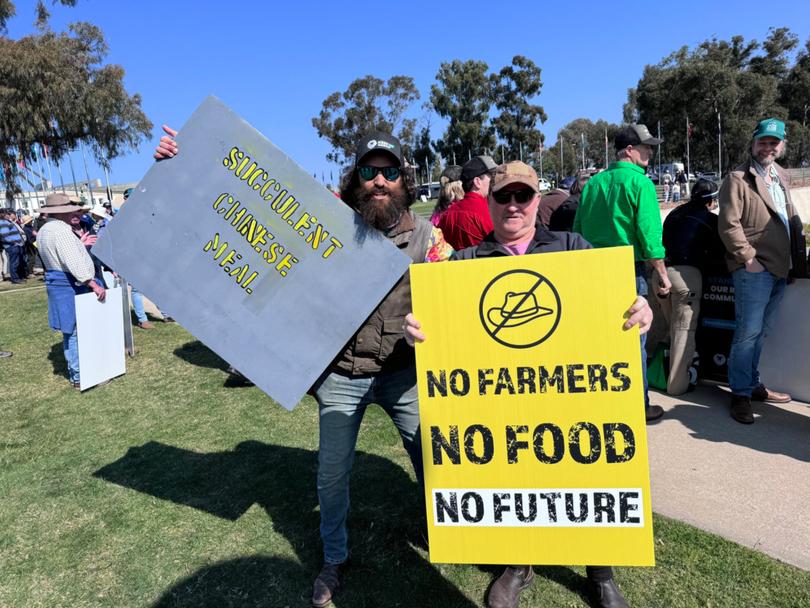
[574,124,672,422]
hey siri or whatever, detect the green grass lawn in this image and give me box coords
[1,283,808,607]
[411,198,435,218]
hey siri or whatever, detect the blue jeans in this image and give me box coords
[131,287,147,323]
[63,329,79,383]
[5,245,23,282]
[728,268,786,396]
[313,365,422,565]
[636,271,651,410]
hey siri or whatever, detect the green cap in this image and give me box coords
[753,118,785,141]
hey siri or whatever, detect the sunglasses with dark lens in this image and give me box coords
[492,188,536,205]
[358,166,401,182]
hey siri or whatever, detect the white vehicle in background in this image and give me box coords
[697,171,720,182]
[538,178,552,192]
[659,162,685,178]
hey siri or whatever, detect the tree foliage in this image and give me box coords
[0,22,152,201]
[430,59,495,161]
[311,75,419,166]
[408,117,436,182]
[628,28,806,172]
[779,39,810,166]
[491,55,546,162]
[0,0,79,33]
[561,119,620,171]
[541,119,620,179]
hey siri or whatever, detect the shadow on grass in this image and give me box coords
[47,340,67,380]
[151,555,306,608]
[94,441,477,607]
[173,340,229,372]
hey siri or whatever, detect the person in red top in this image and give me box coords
[437,154,498,248]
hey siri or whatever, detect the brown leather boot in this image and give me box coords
[312,562,344,607]
[730,394,754,424]
[751,384,791,403]
[590,578,630,608]
[487,566,534,608]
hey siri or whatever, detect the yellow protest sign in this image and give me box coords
[410,246,654,566]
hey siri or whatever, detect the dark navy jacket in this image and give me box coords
[453,223,593,260]
[662,202,725,272]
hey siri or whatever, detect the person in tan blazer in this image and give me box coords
[718,117,806,424]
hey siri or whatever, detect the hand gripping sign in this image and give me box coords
[410,246,655,566]
[93,96,411,409]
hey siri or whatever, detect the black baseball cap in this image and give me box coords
[354,131,403,166]
[614,124,663,150]
[690,178,719,202]
[461,155,498,182]
[441,164,462,181]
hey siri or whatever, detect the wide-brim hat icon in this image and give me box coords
[487,290,554,328]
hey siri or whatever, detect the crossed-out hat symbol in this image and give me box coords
[486,291,554,328]
[479,269,562,348]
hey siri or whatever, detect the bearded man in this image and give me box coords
[718,118,805,424]
[157,127,453,605]
[306,131,452,605]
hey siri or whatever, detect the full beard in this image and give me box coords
[351,185,410,230]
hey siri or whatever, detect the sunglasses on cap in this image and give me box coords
[492,188,536,205]
[358,166,401,182]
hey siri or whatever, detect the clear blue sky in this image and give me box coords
[7,0,810,187]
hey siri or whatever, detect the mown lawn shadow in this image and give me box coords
[151,555,307,607]
[94,441,477,607]
[47,340,67,380]
[173,340,229,372]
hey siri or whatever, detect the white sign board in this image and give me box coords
[760,278,810,404]
[76,287,126,390]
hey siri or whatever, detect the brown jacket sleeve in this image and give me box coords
[718,172,756,266]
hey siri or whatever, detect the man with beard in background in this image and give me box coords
[155,127,452,606]
[718,118,804,424]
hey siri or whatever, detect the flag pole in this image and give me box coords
[79,140,95,204]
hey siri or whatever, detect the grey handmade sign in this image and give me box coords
[93,96,411,409]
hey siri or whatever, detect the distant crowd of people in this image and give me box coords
[662,168,689,203]
[2,190,175,389]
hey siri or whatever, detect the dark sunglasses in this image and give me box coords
[358,166,401,182]
[492,188,536,205]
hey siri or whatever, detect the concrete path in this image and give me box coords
[646,384,810,570]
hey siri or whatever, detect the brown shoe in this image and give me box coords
[487,566,534,608]
[137,321,155,329]
[730,394,754,424]
[590,578,630,608]
[312,562,344,607]
[645,405,665,422]
[751,384,791,403]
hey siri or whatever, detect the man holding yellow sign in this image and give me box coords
[406,161,654,608]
